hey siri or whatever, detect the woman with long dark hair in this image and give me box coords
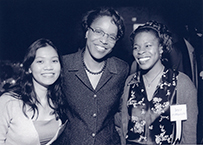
[0,38,68,145]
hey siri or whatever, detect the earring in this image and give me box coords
[160,53,162,57]
[160,49,163,58]
[28,68,32,74]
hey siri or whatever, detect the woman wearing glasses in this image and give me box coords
[52,7,129,145]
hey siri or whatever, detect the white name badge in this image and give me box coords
[170,104,187,121]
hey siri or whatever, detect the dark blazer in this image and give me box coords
[53,49,129,145]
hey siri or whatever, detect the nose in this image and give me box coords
[44,61,53,70]
[100,34,108,44]
[137,46,145,55]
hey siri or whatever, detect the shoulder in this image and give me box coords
[63,50,79,58]
[62,51,79,62]
[0,93,19,104]
[0,93,22,112]
[62,49,82,70]
[177,71,196,90]
[177,71,197,104]
[111,56,129,66]
[109,57,129,71]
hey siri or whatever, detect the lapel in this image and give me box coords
[67,49,118,92]
[95,57,118,92]
[67,49,93,91]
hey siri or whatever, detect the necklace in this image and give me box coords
[143,66,164,88]
[82,55,107,75]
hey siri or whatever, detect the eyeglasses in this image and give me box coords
[88,26,118,42]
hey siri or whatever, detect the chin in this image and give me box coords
[42,80,56,86]
[139,64,148,69]
[93,54,106,61]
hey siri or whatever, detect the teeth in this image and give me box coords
[139,57,150,62]
[42,73,54,77]
[97,46,106,51]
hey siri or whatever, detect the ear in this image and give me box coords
[85,30,89,39]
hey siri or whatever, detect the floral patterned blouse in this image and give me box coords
[126,68,179,145]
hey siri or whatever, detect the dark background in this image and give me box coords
[0,0,202,64]
[0,0,203,143]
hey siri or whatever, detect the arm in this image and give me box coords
[120,74,134,145]
[114,62,129,136]
[0,94,13,144]
[177,72,198,144]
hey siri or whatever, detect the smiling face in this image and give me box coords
[85,16,118,60]
[29,46,61,88]
[133,31,163,71]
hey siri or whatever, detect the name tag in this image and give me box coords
[170,104,187,121]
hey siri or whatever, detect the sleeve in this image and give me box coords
[0,94,13,144]
[114,63,129,136]
[120,75,134,145]
[177,73,198,144]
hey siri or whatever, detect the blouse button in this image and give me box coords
[93,94,97,98]
[93,113,97,117]
[92,133,96,137]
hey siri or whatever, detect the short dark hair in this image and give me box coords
[130,20,172,54]
[82,7,125,40]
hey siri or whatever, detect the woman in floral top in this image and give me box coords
[120,21,198,145]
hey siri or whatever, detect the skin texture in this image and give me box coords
[29,46,61,88]
[133,31,163,74]
[85,16,118,62]
[0,44,65,145]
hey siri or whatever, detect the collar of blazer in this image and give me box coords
[64,48,118,74]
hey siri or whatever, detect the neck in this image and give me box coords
[83,49,106,72]
[32,79,48,103]
[143,62,164,81]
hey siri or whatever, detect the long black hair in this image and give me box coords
[7,38,67,122]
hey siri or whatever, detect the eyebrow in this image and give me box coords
[35,56,59,59]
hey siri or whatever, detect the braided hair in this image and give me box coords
[130,20,173,67]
